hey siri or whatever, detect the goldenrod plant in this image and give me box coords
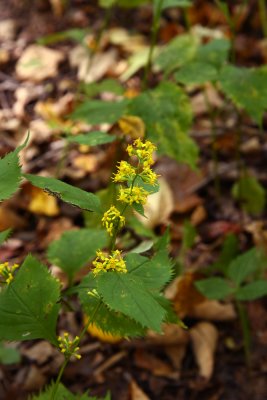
[0,137,177,399]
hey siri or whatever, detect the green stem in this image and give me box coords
[51,302,102,399]
[236,300,251,367]
[258,0,267,38]
[56,141,69,178]
[203,89,221,198]
[142,0,164,89]
[51,357,69,400]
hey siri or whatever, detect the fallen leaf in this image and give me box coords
[129,380,150,400]
[0,205,26,231]
[190,322,219,380]
[134,349,178,379]
[72,154,99,173]
[16,45,64,81]
[23,365,47,391]
[165,273,205,318]
[118,115,145,139]
[190,204,207,225]
[147,324,189,346]
[28,186,60,216]
[189,300,236,321]
[69,45,118,82]
[165,344,187,370]
[21,341,55,364]
[136,177,174,229]
[0,19,17,41]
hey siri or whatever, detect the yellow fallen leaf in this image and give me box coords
[85,318,122,343]
[28,187,59,216]
[118,115,145,139]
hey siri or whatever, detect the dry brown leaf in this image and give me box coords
[14,84,46,118]
[0,19,17,41]
[0,205,26,231]
[23,365,47,391]
[147,323,189,346]
[28,186,59,216]
[109,28,146,53]
[134,350,178,379]
[69,45,118,82]
[21,341,55,365]
[190,204,207,226]
[189,300,236,321]
[136,177,174,229]
[173,194,202,214]
[118,115,145,139]
[35,93,74,120]
[165,273,205,319]
[72,154,99,173]
[190,322,219,380]
[16,45,64,81]
[165,344,187,370]
[129,380,151,400]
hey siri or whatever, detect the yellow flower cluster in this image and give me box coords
[102,206,125,236]
[113,161,136,183]
[92,250,127,275]
[58,332,81,360]
[127,138,156,167]
[118,186,149,205]
[0,262,19,285]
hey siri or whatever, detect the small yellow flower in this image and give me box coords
[58,332,81,360]
[0,262,19,285]
[118,186,149,205]
[92,250,127,275]
[127,139,156,166]
[102,206,125,236]
[140,167,159,185]
[113,161,136,183]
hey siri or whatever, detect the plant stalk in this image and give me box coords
[142,0,164,89]
[258,0,267,38]
[236,300,251,367]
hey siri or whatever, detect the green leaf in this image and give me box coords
[0,255,60,344]
[211,234,238,273]
[130,240,154,254]
[154,0,192,13]
[37,28,87,45]
[0,133,29,202]
[181,220,196,251]
[126,250,173,290]
[219,65,267,124]
[78,274,145,337]
[71,100,128,125]
[155,34,199,75]
[80,79,124,97]
[66,131,116,146]
[30,382,109,400]
[97,272,166,331]
[227,248,263,286]
[0,342,21,365]
[232,175,266,215]
[195,38,230,68]
[175,61,218,85]
[47,229,108,281]
[236,280,267,301]
[195,277,234,300]
[128,82,198,168]
[24,174,101,213]
[0,229,12,246]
